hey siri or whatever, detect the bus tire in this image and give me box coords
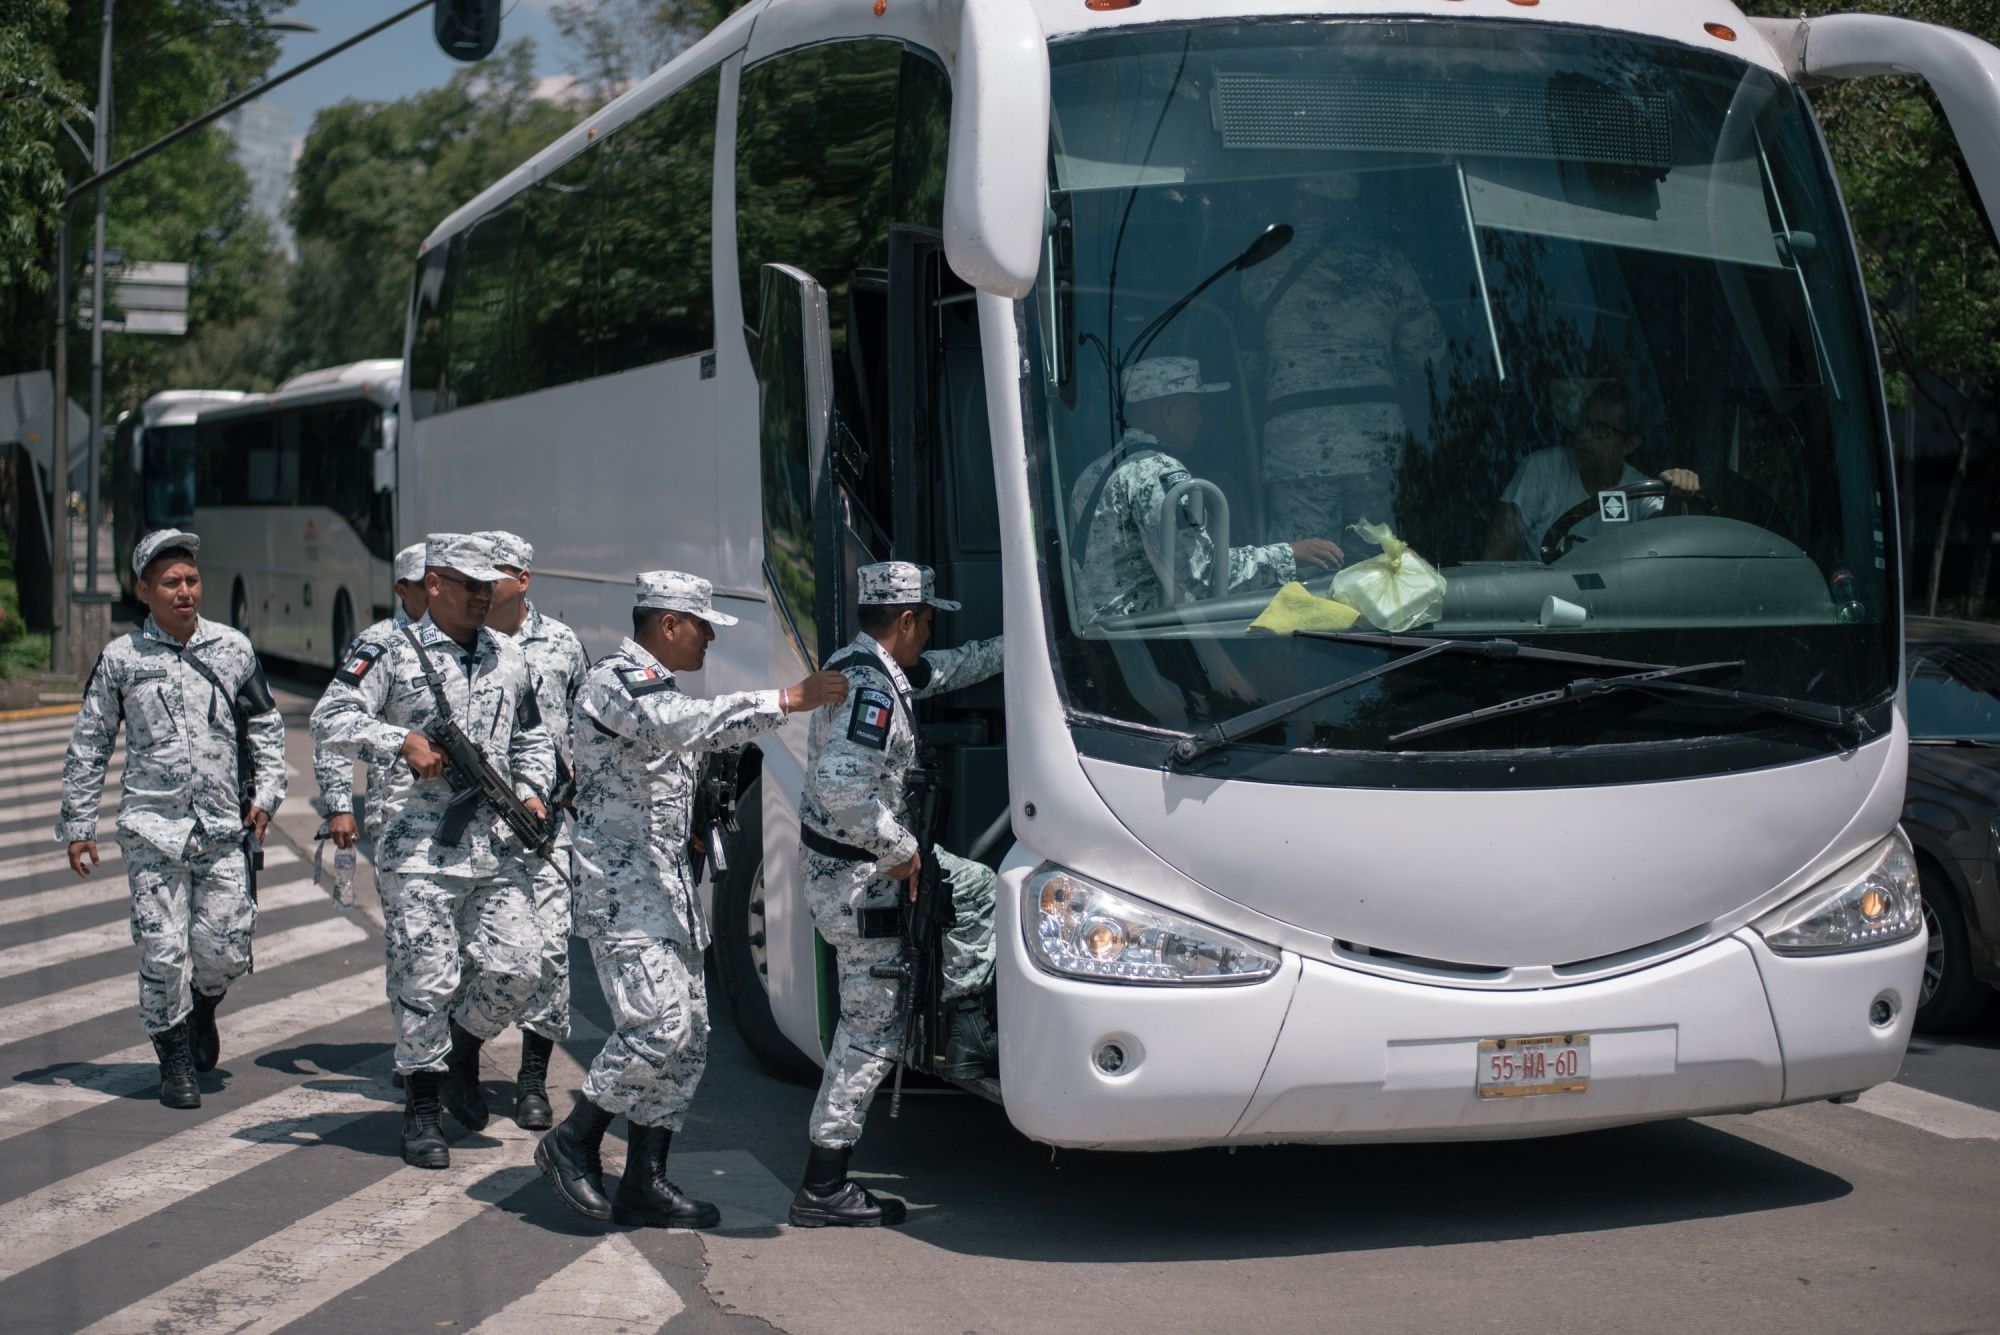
[230,581,250,636]
[1916,869,1991,1033]
[331,592,354,670]
[711,775,819,1084]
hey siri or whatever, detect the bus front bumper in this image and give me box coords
[996,897,1924,1150]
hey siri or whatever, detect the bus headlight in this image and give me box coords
[1752,831,1923,955]
[1024,865,1279,985]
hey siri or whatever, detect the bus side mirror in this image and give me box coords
[1754,14,2000,241]
[941,0,1049,300]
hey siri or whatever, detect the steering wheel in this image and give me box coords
[1538,479,1718,565]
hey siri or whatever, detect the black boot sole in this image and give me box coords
[515,1095,553,1130]
[613,1201,721,1229]
[401,1138,450,1169]
[535,1137,613,1221]
[787,1201,907,1228]
[159,1087,201,1110]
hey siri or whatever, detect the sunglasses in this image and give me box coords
[433,572,494,594]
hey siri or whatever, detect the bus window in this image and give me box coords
[446,201,526,412]
[600,69,719,375]
[407,246,451,420]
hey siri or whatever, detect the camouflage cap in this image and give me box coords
[392,542,428,584]
[635,570,738,626]
[132,528,200,578]
[425,532,505,582]
[857,561,960,611]
[479,530,533,572]
[1124,356,1229,405]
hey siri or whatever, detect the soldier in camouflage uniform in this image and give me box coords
[309,533,557,1169]
[57,529,286,1110]
[477,530,590,1130]
[791,562,1004,1228]
[1070,357,1343,620]
[1241,171,1447,540]
[312,541,428,1033]
[536,572,846,1227]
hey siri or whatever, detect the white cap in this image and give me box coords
[1123,356,1230,405]
[425,532,504,582]
[635,570,738,626]
[393,543,427,584]
[132,528,199,578]
[857,561,960,611]
[480,530,533,571]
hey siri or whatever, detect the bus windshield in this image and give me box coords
[1027,19,1898,763]
[141,424,197,530]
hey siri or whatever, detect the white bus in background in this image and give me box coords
[400,0,2000,1148]
[111,389,247,603]
[193,359,399,670]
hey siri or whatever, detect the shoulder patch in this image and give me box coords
[616,664,675,697]
[336,641,386,685]
[846,686,895,751]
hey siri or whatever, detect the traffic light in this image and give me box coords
[433,0,501,62]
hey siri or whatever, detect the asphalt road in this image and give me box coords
[0,666,1993,1335]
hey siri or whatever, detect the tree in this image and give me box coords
[550,0,744,104]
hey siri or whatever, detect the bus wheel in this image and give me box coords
[712,775,818,1084]
[331,592,354,670]
[230,581,250,636]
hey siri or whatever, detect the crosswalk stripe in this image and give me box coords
[0,844,300,920]
[0,718,84,745]
[0,776,122,806]
[0,967,388,1147]
[0,915,370,1040]
[1854,1082,2000,1139]
[79,1123,543,1335]
[0,873,322,981]
[0,1065,396,1285]
[0,843,126,879]
[3,739,117,765]
[7,793,115,823]
[467,1234,684,1333]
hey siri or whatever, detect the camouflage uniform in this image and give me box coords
[498,601,589,1041]
[802,602,1004,1149]
[1242,228,1446,538]
[570,618,791,1130]
[56,614,286,1034]
[308,611,555,1073]
[1070,426,1299,619]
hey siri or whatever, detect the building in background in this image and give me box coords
[224,99,294,256]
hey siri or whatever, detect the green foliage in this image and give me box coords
[0,0,77,300]
[551,0,745,103]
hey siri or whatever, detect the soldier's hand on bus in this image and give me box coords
[67,840,99,879]
[327,813,359,850]
[886,849,922,900]
[1289,537,1345,571]
[782,671,850,714]
[523,797,549,822]
[245,806,272,841]
[401,730,447,779]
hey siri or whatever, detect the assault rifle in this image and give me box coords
[181,649,276,904]
[402,628,573,889]
[869,756,953,1118]
[689,747,744,883]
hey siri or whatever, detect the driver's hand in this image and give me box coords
[1288,538,1344,572]
[1660,468,1704,497]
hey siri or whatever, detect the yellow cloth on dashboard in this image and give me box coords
[1248,581,1361,635]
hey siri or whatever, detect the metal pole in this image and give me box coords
[51,212,72,674]
[85,0,112,598]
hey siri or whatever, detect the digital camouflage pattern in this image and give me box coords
[311,609,410,818]
[58,616,286,855]
[801,630,1003,1148]
[124,836,255,1034]
[1241,229,1445,528]
[579,937,709,1130]
[856,561,959,610]
[1069,429,1299,619]
[569,636,788,949]
[307,613,555,878]
[378,864,541,1071]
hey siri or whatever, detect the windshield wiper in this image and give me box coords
[1387,660,1870,745]
[1171,635,1675,765]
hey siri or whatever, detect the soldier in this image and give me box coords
[477,529,589,1130]
[536,572,846,1226]
[789,562,1003,1228]
[1070,356,1342,620]
[56,529,286,1109]
[1242,170,1447,541]
[309,532,556,1169]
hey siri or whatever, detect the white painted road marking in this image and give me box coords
[1854,1082,2000,1140]
[0,869,320,981]
[467,1234,683,1333]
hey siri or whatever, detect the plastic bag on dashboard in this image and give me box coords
[1328,519,1445,633]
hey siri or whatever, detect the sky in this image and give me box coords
[253,0,580,155]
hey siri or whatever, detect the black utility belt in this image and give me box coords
[802,825,875,863]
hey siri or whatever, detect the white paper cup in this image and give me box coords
[1539,595,1588,628]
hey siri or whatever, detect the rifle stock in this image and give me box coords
[871,759,952,1118]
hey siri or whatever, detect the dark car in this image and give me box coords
[1902,616,2000,1031]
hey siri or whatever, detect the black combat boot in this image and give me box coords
[514,1031,555,1130]
[189,988,226,1072]
[614,1124,721,1229]
[441,1018,489,1132]
[535,1095,616,1220]
[151,1023,201,1110]
[937,995,997,1081]
[788,1143,907,1228]
[401,1070,450,1169]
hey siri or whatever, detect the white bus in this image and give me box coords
[193,360,399,670]
[400,1,2000,1147]
[112,389,248,603]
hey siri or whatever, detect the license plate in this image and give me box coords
[1477,1033,1590,1098]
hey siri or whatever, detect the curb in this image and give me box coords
[0,703,82,723]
